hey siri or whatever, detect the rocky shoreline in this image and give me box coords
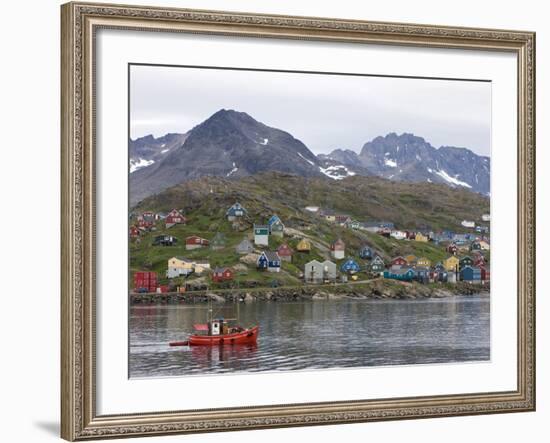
[130,280,490,304]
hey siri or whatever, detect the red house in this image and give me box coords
[390,256,408,269]
[212,267,234,283]
[277,244,293,262]
[335,215,351,225]
[480,266,490,282]
[447,243,458,254]
[129,225,140,239]
[165,209,187,228]
[137,218,154,230]
[185,235,209,250]
[474,256,486,267]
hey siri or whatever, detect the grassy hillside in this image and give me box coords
[130,173,489,288]
[133,172,489,231]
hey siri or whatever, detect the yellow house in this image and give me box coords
[193,261,211,274]
[444,255,460,272]
[404,254,417,265]
[415,232,429,242]
[168,257,194,272]
[296,238,312,252]
[167,257,193,278]
[167,257,210,278]
[416,257,432,267]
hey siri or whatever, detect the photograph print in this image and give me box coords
[128,64,491,379]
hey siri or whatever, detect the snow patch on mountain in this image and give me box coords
[227,162,238,177]
[298,152,315,166]
[435,169,472,188]
[319,164,356,180]
[130,158,155,173]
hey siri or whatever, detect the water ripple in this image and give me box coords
[129,296,490,378]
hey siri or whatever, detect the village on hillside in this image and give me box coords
[129,201,491,295]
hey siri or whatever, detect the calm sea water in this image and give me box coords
[129,295,490,378]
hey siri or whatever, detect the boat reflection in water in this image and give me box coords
[188,342,259,372]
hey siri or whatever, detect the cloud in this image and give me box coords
[130,65,491,156]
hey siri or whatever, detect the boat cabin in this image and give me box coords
[194,318,243,336]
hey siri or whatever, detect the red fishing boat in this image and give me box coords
[169,302,259,347]
[188,320,259,346]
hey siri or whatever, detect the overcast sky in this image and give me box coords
[130,64,491,157]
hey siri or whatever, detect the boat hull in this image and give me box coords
[188,326,259,346]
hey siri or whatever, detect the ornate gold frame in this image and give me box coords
[61,2,536,440]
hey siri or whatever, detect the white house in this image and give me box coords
[390,230,407,240]
[330,238,345,260]
[253,224,269,246]
[461,220,475,228]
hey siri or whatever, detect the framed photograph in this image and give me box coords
[61,2,536,440]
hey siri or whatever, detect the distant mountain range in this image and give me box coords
[129,132,188,173]
[318,132,490,194]
[130,109,490,205]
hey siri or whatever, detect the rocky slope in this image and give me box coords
[130,109,323,204]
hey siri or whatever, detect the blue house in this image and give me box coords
[226,202,247,221]
[359,245,373,259]
[383,268,415,281]
[257,251,281,273]
[459,256,474,270]
[267,215,284,237]
[267,215,281,227]
[414,267,431,283]
[340,258,361,274]
[460,266,481,282]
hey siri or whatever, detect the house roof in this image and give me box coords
[277,244,293,254]
[305,259,323,267]
[263,251,280,262]
[174,256,193,263]
[268,215,282,225]
[341,259,360,268]
[254,224,269,230]
[321,260,336,267]
[332,238,345,248]
[226,202,247,215]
